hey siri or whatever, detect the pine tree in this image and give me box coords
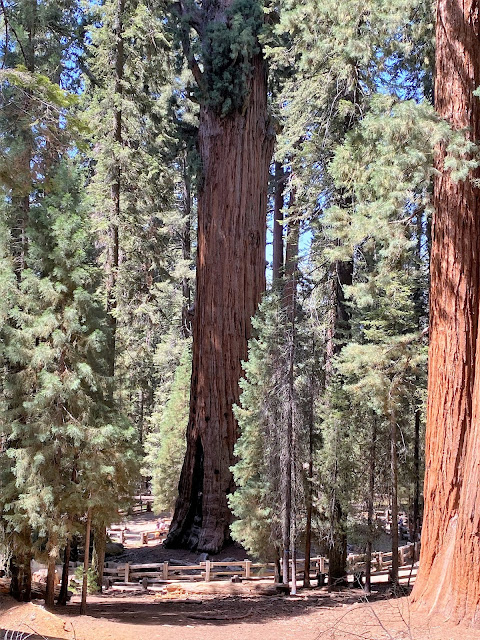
[149,342,191,513]
[0,162,140,605]
[84,0,177,436]
[0,1,90,598]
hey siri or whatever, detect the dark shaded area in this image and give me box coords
[165,437,204,550]
[59,584,408,628]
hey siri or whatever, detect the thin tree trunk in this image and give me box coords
[57,540,71,606]
[106,0,124,381]
[303,355,315,588]
[365,417,377,595]
[328,498,348,589]
[274,553,281,584]
[93,527,106,593]
[181,156,192,338]
[272,161,285,282]
[411,0,480,622]
[326,259,353,588]
[290,529,297,596]
[390,411,399,587]
[282,433,292,587]
[412,405,421,554]
[80,507,92,616]
[9,550,32,602]
[411,208,423,560]
[45,552,56,608]
[166,51,274,552]
[138,388,144,445]
[281,187,298,592]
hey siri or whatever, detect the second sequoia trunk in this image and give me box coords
[411,0,480,624]
[166,51,273,552]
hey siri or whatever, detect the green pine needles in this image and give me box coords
[201,0,263,115]
[0,162,139,567]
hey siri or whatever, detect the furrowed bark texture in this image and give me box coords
[165,55,274,553]
[411,0,480,624]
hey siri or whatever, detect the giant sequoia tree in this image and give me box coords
[165,0,274,552]
[411,0,480,624]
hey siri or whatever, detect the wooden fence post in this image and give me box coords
[163,562,169,580]
[245,560,251,579]
[377,553,383,571]
[205,560,211,582]
[319,557,325,574]
[124,563,130,583]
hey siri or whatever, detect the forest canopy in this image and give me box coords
[1,0,479,625]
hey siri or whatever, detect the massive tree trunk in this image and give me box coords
[411,0,480,623]
[165,45,274,551]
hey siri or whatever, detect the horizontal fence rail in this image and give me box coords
[94,543,417,587]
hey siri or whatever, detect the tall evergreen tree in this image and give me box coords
[0,162,139,605]
[165,0,275,553]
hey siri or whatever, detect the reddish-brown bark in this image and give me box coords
[411,0,480,623]
[165,52,274,552]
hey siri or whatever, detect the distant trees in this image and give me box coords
[0,0,140,603]
[149,343,191,513]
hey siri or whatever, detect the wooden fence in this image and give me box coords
[99,543,416,587]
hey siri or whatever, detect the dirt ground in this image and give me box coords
[1,514,476,640]
[2,584,480,640]
[109,511,250,565]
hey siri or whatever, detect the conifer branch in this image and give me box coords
[180,28,204,91]
[0,0,28,69]
[78,57,101,88]
[173,0,205,91]
[178,0,204,36]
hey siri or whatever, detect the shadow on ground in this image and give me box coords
[59,584,412,628]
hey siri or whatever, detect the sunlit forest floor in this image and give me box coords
[0,513,471,640]
[2,581,480,640]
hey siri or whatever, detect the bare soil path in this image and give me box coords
[2,585,480,640]
[0,514,473,639]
